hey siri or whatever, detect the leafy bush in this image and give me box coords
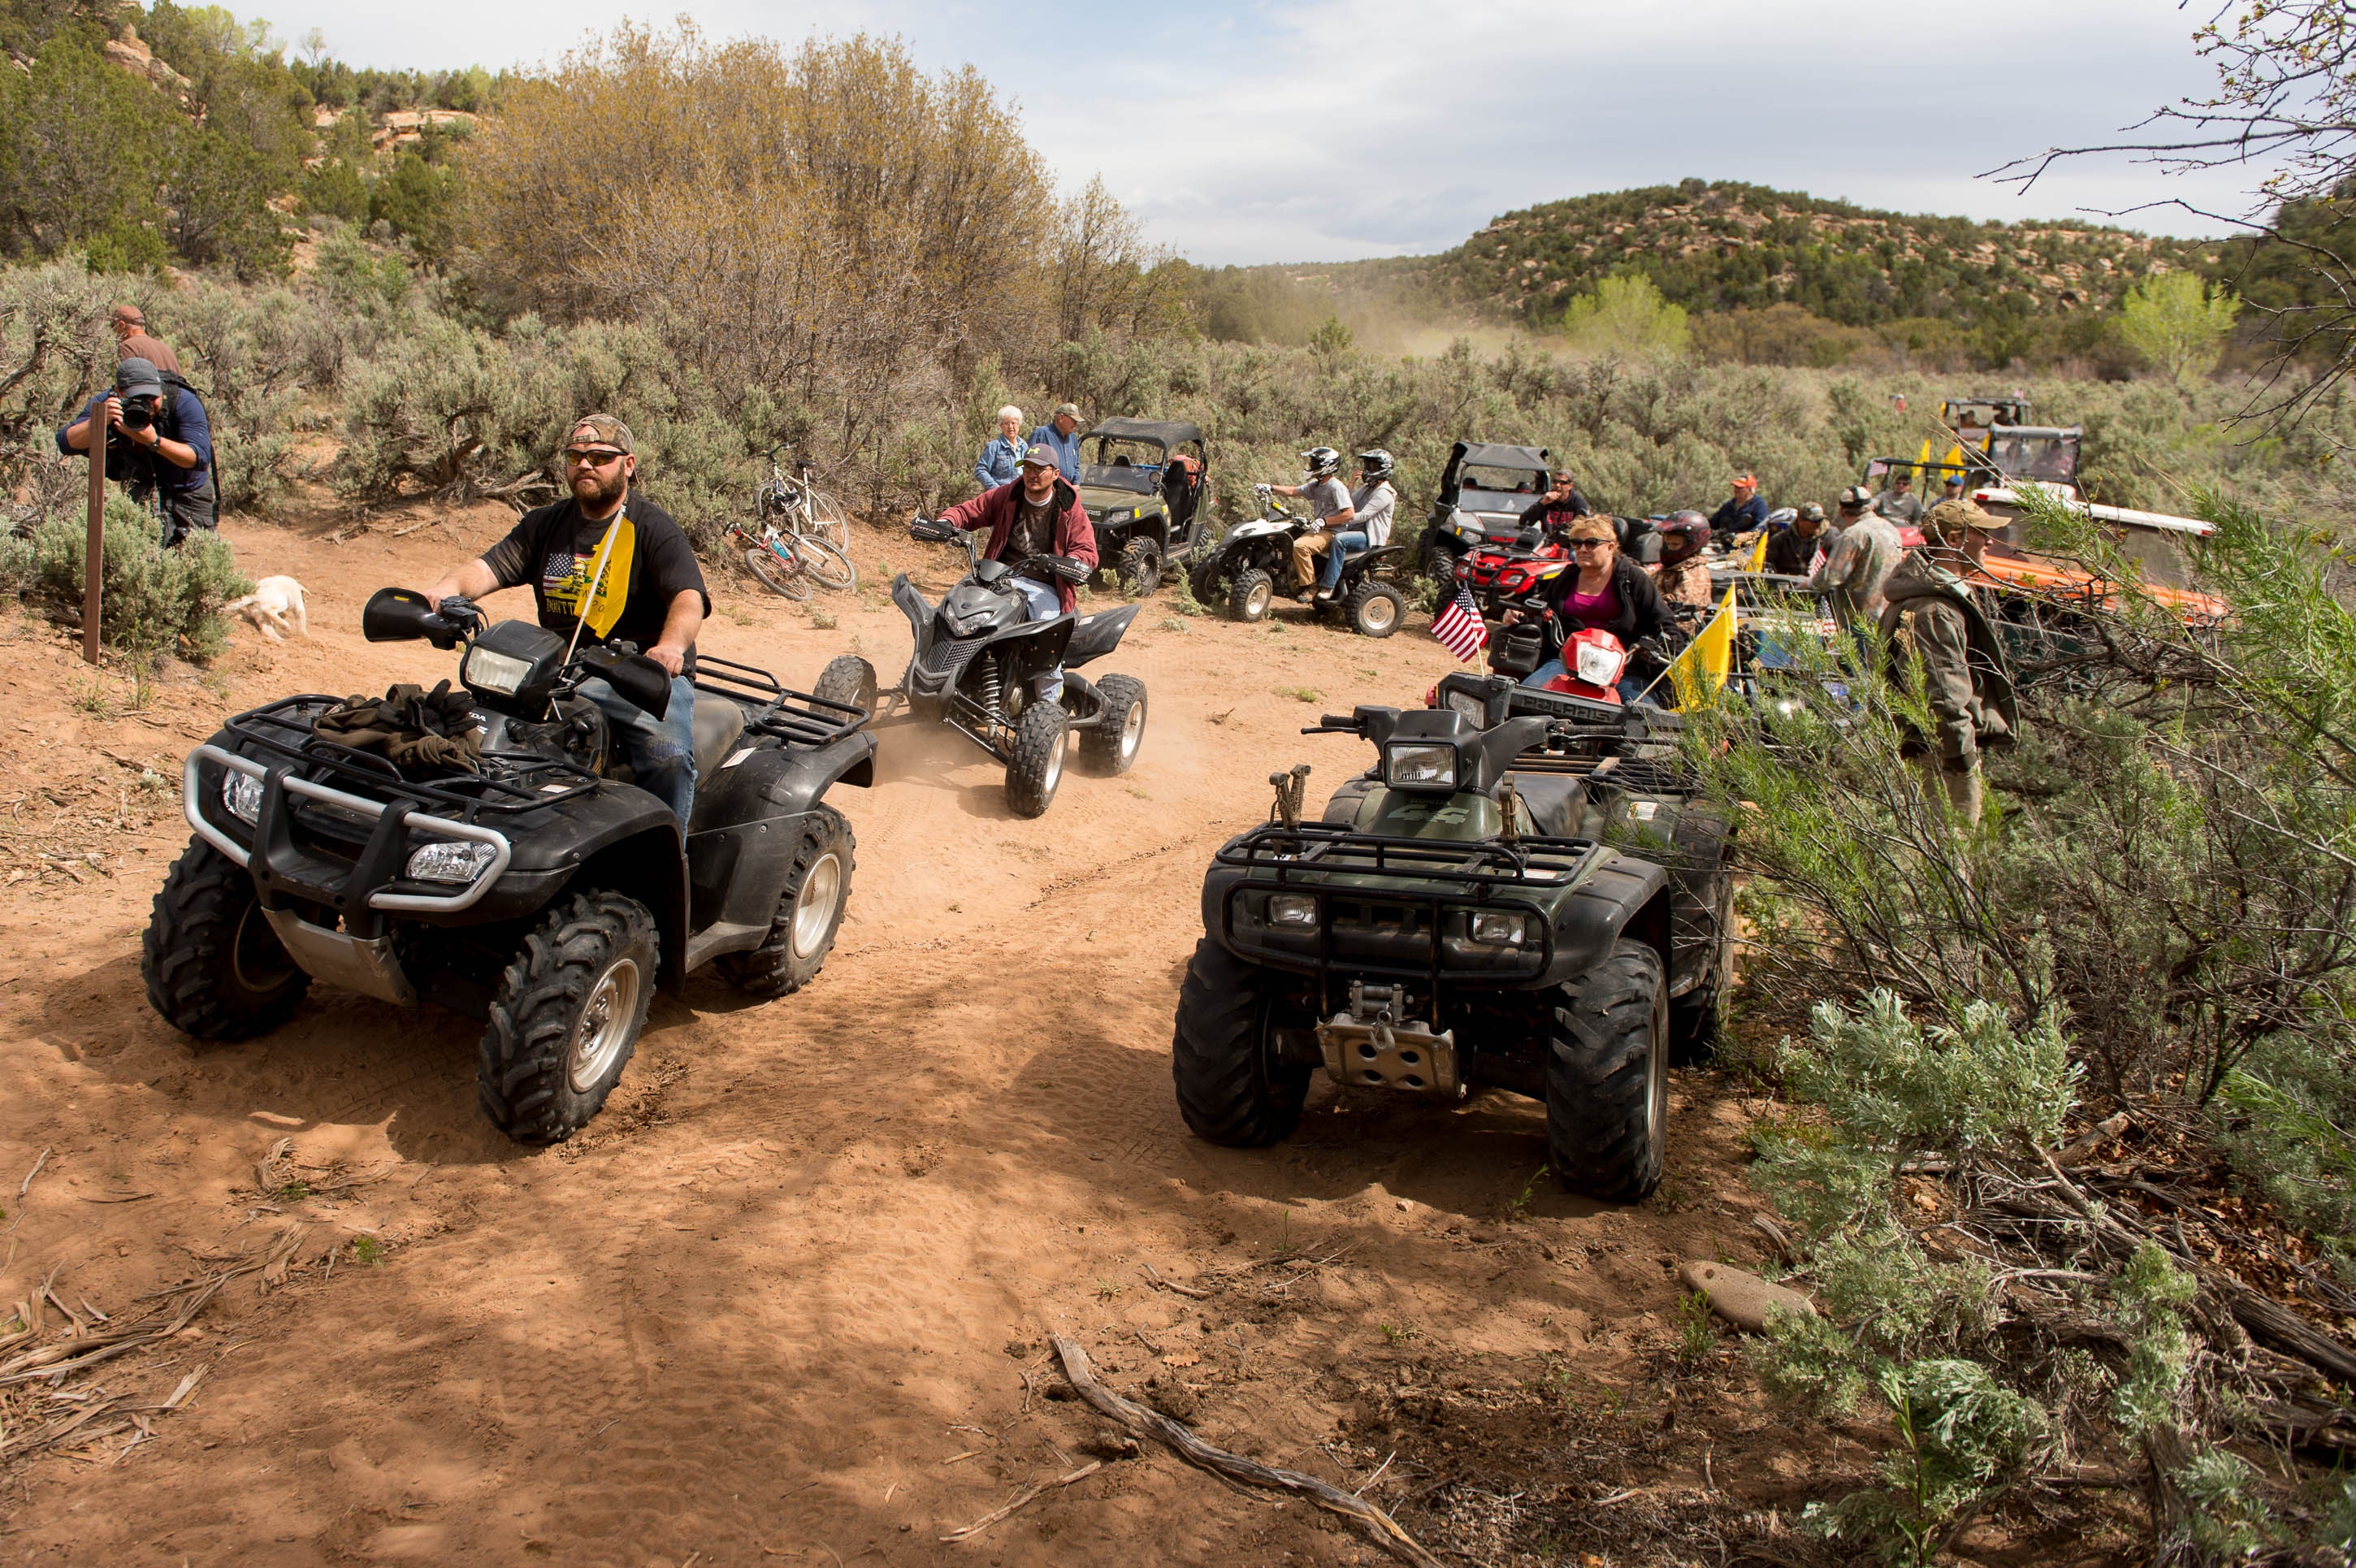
[24,494,250,661]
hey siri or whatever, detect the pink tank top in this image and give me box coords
[1565,581,1619,627]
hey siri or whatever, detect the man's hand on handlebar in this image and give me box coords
[437,596,484,632]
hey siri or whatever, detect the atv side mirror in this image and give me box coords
[363,587,459,649]
[909,518,958,544]
[587,650,673,719]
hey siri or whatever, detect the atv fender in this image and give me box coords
[1548,852,1674,985]
[565,821,692,992]
[1066,604,1139,667]
[683,731,877,956]
[890,574,934,662]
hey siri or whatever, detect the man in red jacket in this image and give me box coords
[938,443,1098,700]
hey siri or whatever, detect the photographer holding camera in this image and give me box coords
[56,357,215,548]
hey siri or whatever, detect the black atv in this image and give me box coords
[143,589,877,1144]
[1187,494,1410,638]
[1076,418,1209,596]
[1169,672,1733,1200]
[812,518,1147,819]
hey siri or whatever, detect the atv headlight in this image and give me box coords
[1267,893,1319,927]
[405,841,498,886]
[1443,690,1488,723]
[462,643,536,697]
[220,769,262,825]
[1468,909,1529,946]
[1386,743,1457,789]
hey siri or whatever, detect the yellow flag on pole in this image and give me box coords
[1669,585,1739,712]
[1744,528,1768,573]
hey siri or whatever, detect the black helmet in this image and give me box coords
[1301,446,1342,480]
[1659,513,1711,564]
[1355,448,1394,482]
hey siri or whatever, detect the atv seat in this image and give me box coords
[1510,772,1587,839]
[691,695,747,779]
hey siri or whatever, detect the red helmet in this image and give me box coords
[1659,511,1710,564]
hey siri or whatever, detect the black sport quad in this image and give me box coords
[1186,493,1410,638]
[1076,418,1210,596]
[812,518,1147,819]
[143,589,877,1144]
[1170,672,1734,1200]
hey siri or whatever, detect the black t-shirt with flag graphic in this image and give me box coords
[479,492,711,675]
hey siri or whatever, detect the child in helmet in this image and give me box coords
[1265,446,1356,597]
[1649,514,1714,607]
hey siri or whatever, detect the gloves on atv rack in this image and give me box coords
[314,679,484,777]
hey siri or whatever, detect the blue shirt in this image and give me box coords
[1709,494,1768,534]
[974,435,1025,489]
[57,385,212,493]
[1027,422,1082,483]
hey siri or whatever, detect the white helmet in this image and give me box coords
[1300,446,1342,481]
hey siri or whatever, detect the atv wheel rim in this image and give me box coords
[1118,698,1145,761]
[230,900,296,994]
[790,851,844,962]
[1644,990,1668,1155]
[1243,582,1271,617]
[1358,595,1397,635]
[1042,731,1065,795]
[566,957,642,1094]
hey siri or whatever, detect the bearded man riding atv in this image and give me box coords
[422,413,708,824]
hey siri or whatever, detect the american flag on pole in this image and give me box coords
[1431,583,1490,662]
[1807,544,1828,576]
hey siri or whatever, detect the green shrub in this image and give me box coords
[28,496,250,661]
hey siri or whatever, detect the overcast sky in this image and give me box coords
[249,1,2269,265]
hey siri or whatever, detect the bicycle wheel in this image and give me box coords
[793,532,858,592]
[804,488,853,548]
[745,539,812,600]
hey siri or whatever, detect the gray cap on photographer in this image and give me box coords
[115,357,162,400]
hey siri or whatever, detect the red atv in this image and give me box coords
[1453,528,1571,617]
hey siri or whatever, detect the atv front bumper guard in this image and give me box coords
[185,745,518,1005]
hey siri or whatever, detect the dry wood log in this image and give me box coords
[2222,1285,2356,1388]
[1050,1335,1442,1568]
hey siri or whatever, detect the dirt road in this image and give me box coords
[0,509,1806,1566]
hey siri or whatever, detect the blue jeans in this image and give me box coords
[583,673,699,826]
[1522,658,1653,706]
[1011,576,1065,703]
[1318,530,1369,591]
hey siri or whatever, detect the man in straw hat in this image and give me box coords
[1877,498,2018,826]
[422,413,711,825]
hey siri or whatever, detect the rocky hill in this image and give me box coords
[1294,180,2221,329]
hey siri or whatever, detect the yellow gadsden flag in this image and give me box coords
[1744,528,1769,573]
[1669,585,1739,711]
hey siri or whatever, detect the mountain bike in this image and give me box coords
[752,447,856,592]
[728,519,833,600]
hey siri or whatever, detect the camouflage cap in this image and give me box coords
[1796,503,1825,522]
[1925,498,2002,537]
[566,412,634,454]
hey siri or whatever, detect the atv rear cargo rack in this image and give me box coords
[693,656,871,745]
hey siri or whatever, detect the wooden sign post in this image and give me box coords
[82,328,106,665]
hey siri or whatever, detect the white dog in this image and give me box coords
[222,575,309,643]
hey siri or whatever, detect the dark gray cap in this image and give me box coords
[115,357,162,400]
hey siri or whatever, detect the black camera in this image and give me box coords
[118,396,157,431]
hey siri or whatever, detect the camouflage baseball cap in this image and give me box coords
[1925,498,2001,537]
[566,412,634,454]
[1796,503,1825,523]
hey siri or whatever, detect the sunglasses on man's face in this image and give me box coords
[564,448,626,470]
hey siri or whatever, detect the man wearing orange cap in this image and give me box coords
[1709,473,1767,537]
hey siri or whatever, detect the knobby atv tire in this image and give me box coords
[1348,579,1405,639]
[1115,537,1163,597]
[721,806,855,997]
[1423,540,1462,585]
[142,835,310,1040]
[1228,567,1275,623]
[1172,938,1309,1147]
[1187,562,1223,609]
[1004,700,1070,818]
[1077,674,1146,775]
[1670,871,1735,1065]
[1544,938,1669,1202]
[812,653,878,716]
[477,890,660,1144]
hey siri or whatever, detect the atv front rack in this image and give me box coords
[223,696,602,819]
[1215,821,1594,889]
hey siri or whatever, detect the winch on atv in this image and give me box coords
[1170,672,1734,1200]
[144,588,876,1144]
[811,517,1148,818]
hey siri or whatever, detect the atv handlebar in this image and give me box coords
[1301,713,1362,734]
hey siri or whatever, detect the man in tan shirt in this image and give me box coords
[110,305,181,375]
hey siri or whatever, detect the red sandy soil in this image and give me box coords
[0,501,1890,1568]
